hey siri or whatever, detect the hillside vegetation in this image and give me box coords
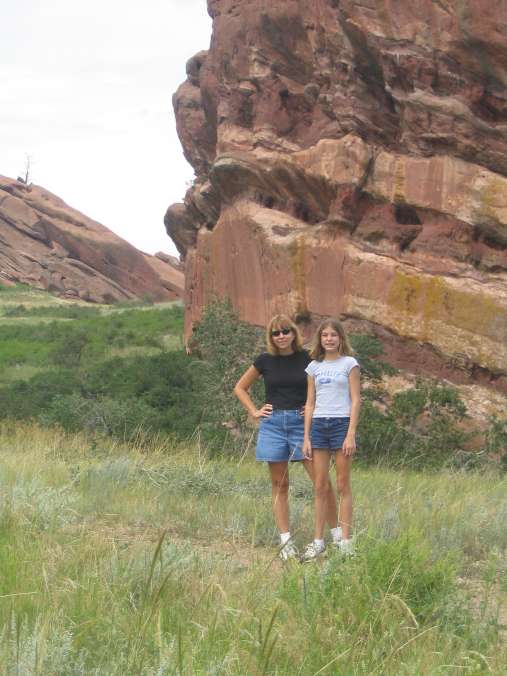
[0,286,505,470]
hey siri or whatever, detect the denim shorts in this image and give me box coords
[310,417,357,451]
[256,409,305,462]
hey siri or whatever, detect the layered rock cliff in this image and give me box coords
[166,0,507,392]
[0,176,184,303]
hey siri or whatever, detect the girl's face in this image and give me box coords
[320,326,341,353]
[271,326,294,352]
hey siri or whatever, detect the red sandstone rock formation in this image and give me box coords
[166,0,507,392]
[0,176,184,303]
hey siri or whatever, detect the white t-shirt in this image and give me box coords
[305,356,359,417]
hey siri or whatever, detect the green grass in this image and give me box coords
[0,364,47,383]
[0,289,505,670]
[0,289,183,395]
[0,291,194,446]
[0,298,184,377]
[0,283,88,308]
[0,422,505,674]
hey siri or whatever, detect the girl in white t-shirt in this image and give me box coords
[302,318,361,560]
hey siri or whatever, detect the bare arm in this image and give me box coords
[303,375,315,458]
[342,366,361,456]
[233,366,272,419]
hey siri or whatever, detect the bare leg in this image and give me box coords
[311,450,331,540]
[268,462,290,533]
[335,451,353,539]
[303,458,338,529]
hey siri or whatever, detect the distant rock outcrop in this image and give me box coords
[0,176,183,303]
[166,0,507,393]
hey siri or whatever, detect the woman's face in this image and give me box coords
[320,326,340,353]
[271,326,294,351]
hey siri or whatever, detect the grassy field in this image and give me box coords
[0,286,193,442]
[0,285,505,673]
[0,422,506,675]
[0,283,83,308]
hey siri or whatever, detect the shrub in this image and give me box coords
[359,381,469,470]
[3,304,28,316]
[190,298,264,445]
[5,477,77,530]
[0,369,82,420]
[485,415,507,471]
[40,394,164,440]
[29,350,202,441]
[50,327,90,367]
[350,334,396,380]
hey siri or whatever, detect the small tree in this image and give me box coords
[191,298,264,446]
[17,154,33,185]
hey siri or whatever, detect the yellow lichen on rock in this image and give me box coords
[477,175,507,228]
[388,270,503,337]
[393,157,406,205]
[385,269,506,369]
[289,235,307,316]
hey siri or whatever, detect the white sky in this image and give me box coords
[0,0,212,257]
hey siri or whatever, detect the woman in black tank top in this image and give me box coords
[234,314,339,561]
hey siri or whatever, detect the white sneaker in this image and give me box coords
[338,538,354,557]
[301,541,326,562]
[279,539,299,561]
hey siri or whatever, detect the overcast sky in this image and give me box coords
[1,0,212,257]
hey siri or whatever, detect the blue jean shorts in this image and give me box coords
[256,409,305,462]
[310,417,357,450]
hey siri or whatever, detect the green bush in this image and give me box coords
[0,369,82,420]
[0,350,201,441]
[40,394,164,440]
[485,415,507,471]
[359,381,469,470]
[50,327,90,367]
[81,351,201,438]
[350,334,397,380]
[2,304,28,316]
[190,298,264,446]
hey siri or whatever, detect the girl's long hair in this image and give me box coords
[309,318,354,361]
[266,314,304,355]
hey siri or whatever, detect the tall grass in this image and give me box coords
[0,422,505,674]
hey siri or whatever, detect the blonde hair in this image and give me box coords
[310,318,354,361]
[266,314,304,355]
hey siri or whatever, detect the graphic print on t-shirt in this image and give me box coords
[305,356,359,417]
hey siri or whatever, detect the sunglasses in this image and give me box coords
[271,328,292,337]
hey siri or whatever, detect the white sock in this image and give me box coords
[314,538,325,549]
[280,531,291,545]
[330,526,343,543]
